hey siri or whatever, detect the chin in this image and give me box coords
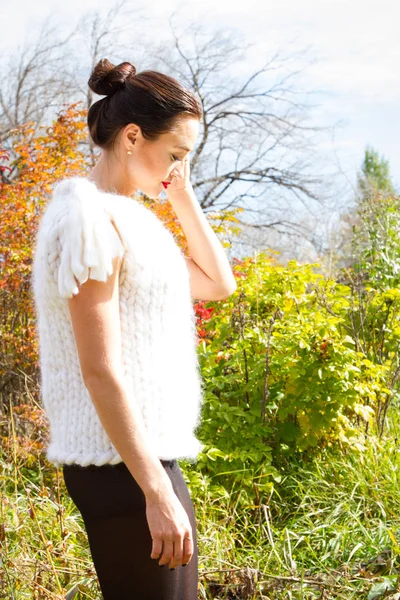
[136,183,159,200]
[148,182,166,200]
[141,191,162,201]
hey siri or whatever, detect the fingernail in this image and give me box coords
[159,564,165,567]
[169,567,175,571]
[182,563,188,567]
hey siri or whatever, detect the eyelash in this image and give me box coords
[171,155,182,162]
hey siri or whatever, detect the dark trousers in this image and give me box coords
[62,459,199,599]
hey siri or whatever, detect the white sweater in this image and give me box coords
[31,176,205,467]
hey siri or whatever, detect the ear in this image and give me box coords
[123,122,140,147]
[127,132,137,146]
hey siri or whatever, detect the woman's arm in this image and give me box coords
[169,187,237,297]
[67,254,174,501]
[166,156,237,297]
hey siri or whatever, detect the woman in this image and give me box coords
[31,58,236,599]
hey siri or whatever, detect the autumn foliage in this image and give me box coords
[0,102,241,418]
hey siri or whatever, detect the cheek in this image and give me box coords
[144,153,170,178]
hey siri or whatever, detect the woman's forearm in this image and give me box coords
[168,186,237,294]
[84,371,174,501]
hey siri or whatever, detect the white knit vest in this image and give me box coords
[31,176,205,467]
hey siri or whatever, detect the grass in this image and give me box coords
[1,399,399,599]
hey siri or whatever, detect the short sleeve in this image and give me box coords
[56,194,125,299]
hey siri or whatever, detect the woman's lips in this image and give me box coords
[161,181,171,189]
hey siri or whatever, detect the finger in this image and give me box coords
[182,534,194,565]
[171,538,184,568]
[159,540,174,566]
[182,156,190,183]
[151,538,162,560]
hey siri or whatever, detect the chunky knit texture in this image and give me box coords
[31,176,205,467]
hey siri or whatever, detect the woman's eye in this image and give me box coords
[171,155,182,162]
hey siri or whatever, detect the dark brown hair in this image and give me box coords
[87,58,203,150]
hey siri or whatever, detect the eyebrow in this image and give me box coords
[174,145,191,152]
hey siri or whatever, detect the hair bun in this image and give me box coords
[88,58,136,96]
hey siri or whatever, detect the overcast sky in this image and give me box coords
[1,0,398,210]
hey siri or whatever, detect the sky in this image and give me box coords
[1,0,399,238]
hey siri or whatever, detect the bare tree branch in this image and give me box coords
[0,2,343,251]
[0,14,76,141]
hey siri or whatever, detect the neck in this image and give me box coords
[87,153,138,197]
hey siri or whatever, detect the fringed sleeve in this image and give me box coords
[56,191,125,299]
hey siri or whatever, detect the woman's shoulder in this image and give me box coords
[50,175,146,221]
[43,176,127,298]
[50,175,108,212]
[52,175,95,197]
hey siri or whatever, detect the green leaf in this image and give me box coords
[367,577,398,599]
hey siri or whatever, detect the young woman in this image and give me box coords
[31,58,236,599]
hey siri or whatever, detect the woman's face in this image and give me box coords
[121,115,200,199]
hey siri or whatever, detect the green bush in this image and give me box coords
[191,250,400,506]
